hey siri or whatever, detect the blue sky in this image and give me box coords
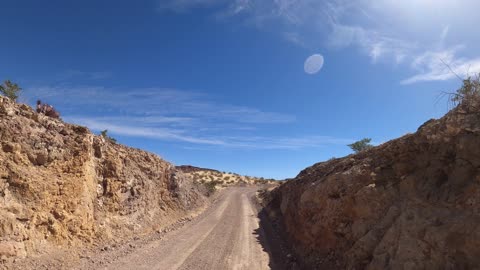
[1,0,479,179]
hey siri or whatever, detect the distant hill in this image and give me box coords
[176,165,276,190]
[175,165,220,174]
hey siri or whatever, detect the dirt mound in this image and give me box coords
[0,96,206,262]
[265,99,480,269]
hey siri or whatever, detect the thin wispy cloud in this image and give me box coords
[439,25,450,46]
[156,0,225,12]
[158,0,480,84]
[56,70,112,81]
[67,116,352,149]
[402,49,480,85]
[326,23,417,64]
[67,117,225,145]
[28,86,294,124]
[24,85,347,149]
[221,135,353,150]
[283,32,306,47]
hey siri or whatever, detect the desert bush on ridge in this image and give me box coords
[0,80,61,119]
[348,138,373,153]
[0,80,21,101]
[451,75,480,105]
[100,129,117,143]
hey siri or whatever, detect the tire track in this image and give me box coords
[107,187,270,270]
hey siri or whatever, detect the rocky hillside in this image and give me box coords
[264,98,480,269]
[177,165,276,190]
[0,96,206,261]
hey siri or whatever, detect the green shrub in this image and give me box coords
[204,181,217,195]
[100,129,117,143]
[0,80,21,101]
[348,138,373,153]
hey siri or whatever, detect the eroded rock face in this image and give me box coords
[0,96,205,259]
[267,101,480,269]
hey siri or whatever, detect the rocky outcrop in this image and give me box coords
[266,99,480,269]
[0,96,206,260]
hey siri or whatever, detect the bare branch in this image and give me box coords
[439,58,463,82]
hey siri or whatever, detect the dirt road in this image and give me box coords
[106,187,273,270]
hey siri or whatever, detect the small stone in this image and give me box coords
[0,241,22,258]
[2,142,14,153]
[33,152,48,166]
[59,129,68,136]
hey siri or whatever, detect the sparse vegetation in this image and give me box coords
[348,138,373,153]
[203,179,224,195]
[100,129,117,143]
[204,181,217,195]
[180,167,274,190]
[451,76,480,105]
[0,80,21,101]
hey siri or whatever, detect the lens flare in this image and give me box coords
[304,54,324,75]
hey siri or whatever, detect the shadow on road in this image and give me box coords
[253,207,300,270]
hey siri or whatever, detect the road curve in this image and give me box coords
[107,187,271,270]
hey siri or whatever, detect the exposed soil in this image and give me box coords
[7,187,292,270]
[102,187,274,270]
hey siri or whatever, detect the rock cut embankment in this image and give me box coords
[0,96,206,260]
[265,99,480,269]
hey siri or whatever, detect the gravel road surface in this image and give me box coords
[107,187,272,270]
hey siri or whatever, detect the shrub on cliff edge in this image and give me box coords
[0,80,21,101]
[348,138,373,153]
